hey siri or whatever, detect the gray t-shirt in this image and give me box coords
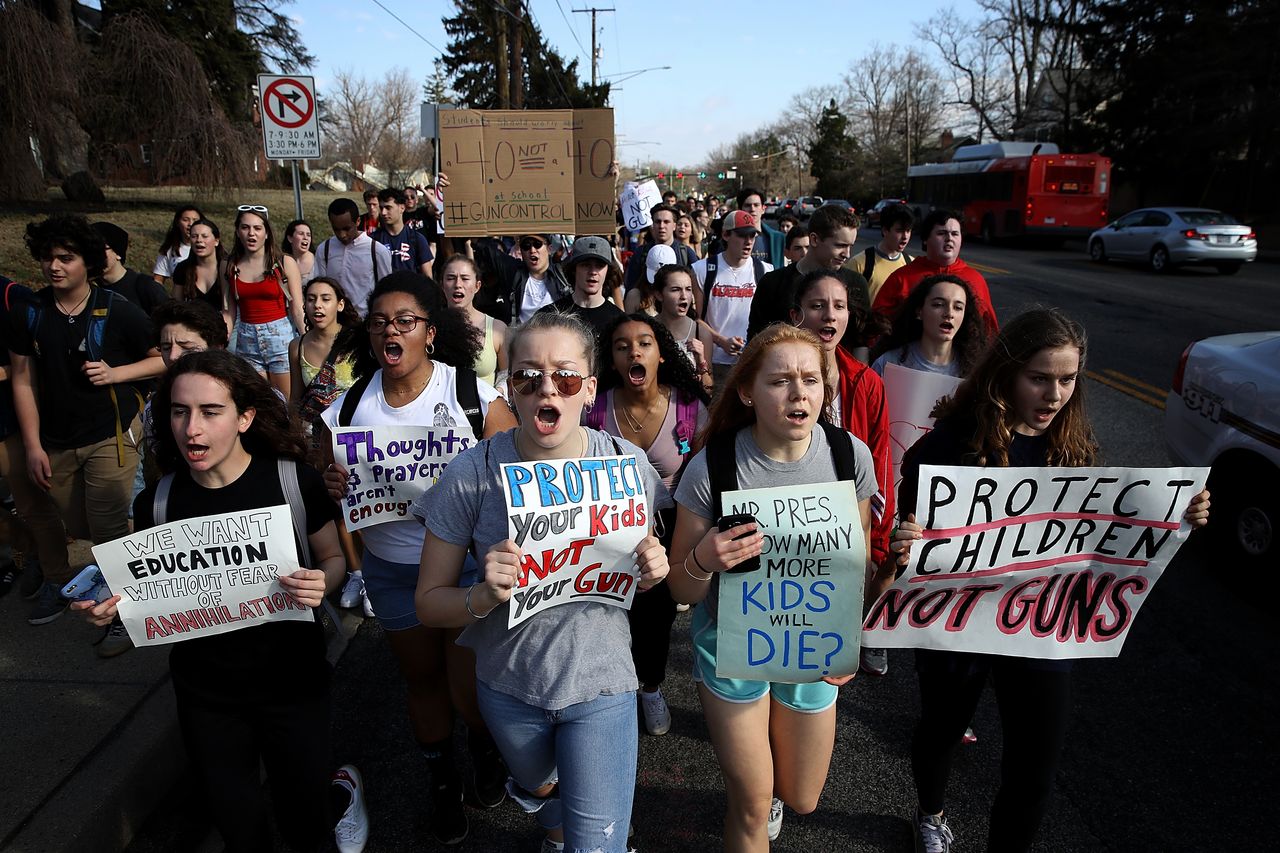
[413,428,672,710]
[674,425,877,623]
[871,342,962,378]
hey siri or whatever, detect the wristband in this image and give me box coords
[683,555,713,582]
[465,584,492,619]
[691,547,714,577]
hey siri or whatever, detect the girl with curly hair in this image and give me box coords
[870,273,988,379]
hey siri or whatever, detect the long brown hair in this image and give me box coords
[933,308,1098,467]
[696,324,832,452]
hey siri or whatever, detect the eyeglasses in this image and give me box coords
[237,204,269,216]
[366,314,431,334]
[509,369,585,397]
[520,239,545,251]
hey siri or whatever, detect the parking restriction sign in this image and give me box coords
[258,74,321,160]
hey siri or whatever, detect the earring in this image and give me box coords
[744,398,753,406]
[426,342,435,355]
[585,399,594,412]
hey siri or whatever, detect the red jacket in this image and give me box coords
[834,346,893,567]
[871,257,999,339]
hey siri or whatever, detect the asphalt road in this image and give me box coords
[129,244,1277,853]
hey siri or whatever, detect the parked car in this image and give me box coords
[823,199,856,215]
[777,198,798,218]
[1089,207,1257,275]
[1165,331,1280,566]
[866,198,908,228]
[763,200,780,219]
[794,196,825,219]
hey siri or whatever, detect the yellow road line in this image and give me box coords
[966,260,1011,275]
[1086,370,1166,410]
[1100,368,1167,397]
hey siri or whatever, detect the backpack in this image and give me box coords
[583,388,701,459]
[336,365,485,437]
[24,285,143,465]
[701,253,767,319]
[706,422,859,520]
[860,246,913,282]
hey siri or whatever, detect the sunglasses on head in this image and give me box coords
[520,239,545,250]
[509,368,585,396]
[237,204,269,216]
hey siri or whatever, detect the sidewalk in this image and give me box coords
[0,543,362,853]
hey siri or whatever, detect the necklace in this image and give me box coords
[619,387,668,436]
[55,289,91,324]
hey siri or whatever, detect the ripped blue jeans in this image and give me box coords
[476,681,637,852]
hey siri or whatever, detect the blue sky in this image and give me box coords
[292,0,975,167]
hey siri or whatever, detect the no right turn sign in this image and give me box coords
[258,74,321,160]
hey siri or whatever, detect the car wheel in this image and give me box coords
[1149,245,1171,273]
[1089,239,1107,262]
[1208,465,1278,568]
[1216,262,1242,275]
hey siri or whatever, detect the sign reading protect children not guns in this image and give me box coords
[440,109,616,236]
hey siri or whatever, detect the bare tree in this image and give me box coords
[917,7,1010,141]
[324,67,432,184]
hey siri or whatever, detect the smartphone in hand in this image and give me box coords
[718,513,760,574]
[61,565,112,603]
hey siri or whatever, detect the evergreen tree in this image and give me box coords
[807,99,863,199]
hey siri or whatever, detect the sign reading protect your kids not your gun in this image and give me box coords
[863,466,1209,658]
[716,481,866,682]
[331,424,475,531]
[501,455,649,628]
[92,505,308,646]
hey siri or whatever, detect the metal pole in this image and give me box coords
[292,160,303,220]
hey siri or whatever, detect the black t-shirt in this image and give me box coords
[134,454,339,704]
[0,279,37,441]
[102,268,170,318]
[7,286,156,449]
[170,257,224,313]
[540,295,625,340]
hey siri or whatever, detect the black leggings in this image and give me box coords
[911,649,1072,853]
[628,505,679,688]
[176,687,333,853]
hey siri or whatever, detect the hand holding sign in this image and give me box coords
[633,535,670,590]
[477,539,523,616]
[277,568,328,609]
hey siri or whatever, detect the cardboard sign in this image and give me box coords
[619,180,663,232]
[715,482,865,682]
[501,455,648,627]
[331,425,476,531]
[440,109,616,236]
[863,466,1210,658]
[92,505,308,646]
[882,361,962,504]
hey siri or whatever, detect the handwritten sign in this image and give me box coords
[92,505,308,647]
[331,425,475,531]
[882,362,962,503]
[440,109,616,236]
[716,482,865,682]
[501,455,648,627]
[619,180,663,232]
[863,466,1209,658]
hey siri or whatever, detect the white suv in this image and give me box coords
[1165,332,1280,566]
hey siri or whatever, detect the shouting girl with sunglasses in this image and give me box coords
[414,311,671,853]
[320,271,515,845]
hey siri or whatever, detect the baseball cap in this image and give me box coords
[645,244,679,283]
[564,235,618,271]
[92,221,129,262]
[722,210,760,235]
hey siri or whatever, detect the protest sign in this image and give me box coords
[715,482,865,682]
[440,108,616,236]
[882,361,962,503]
[863,465,1209,658]
[619,179,663,232]
[501,454,648,628]
[92,505,308,647]
[331,424,475,532]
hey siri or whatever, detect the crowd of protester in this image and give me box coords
[0,183,1211,853]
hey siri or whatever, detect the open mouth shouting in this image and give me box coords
[534,403,562,435]
[381,340,404,367]
[185,442,209,463]
[815,325,839,344]
[1031,406,1059,425]
[627,364,647,386]
[938,319,955,337]
[448,289,466,306]
[785,406,810,426]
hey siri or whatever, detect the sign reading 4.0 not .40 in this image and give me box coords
[257,74,321,160]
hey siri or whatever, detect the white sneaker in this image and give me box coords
[860,646,889,676]
[767,797,784,841]
[332,764,369,853]
[361,589,375,618]
[339,571,365,608]
[914,811,953,853]
[639,688,671,736]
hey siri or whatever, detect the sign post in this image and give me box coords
[257,74,322,220]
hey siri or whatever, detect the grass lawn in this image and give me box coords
[0,186,357,287]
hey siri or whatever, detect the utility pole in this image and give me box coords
[573,6,615,87]
[496,2,509,108]
[509,0,524,109]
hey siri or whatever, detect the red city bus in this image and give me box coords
[907,142,1111,241]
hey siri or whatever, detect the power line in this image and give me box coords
[553,0,589,57]
[367,0,444,55]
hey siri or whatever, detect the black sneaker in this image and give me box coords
[468,744,508,809]
[28,582,68,625]
[97,618,133,658]
[19,557,44,600]
[430,782,468,846]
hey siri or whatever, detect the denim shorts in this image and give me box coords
[689,603,838,714]
[236,316,294,374]
[361,548,480,632]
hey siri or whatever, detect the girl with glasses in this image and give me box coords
[414,311,671,853]
[223,207,303,400]
[319,271,516,846]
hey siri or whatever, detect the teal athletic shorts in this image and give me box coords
[689,603,838,714]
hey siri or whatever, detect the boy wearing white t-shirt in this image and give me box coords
[692,210,773,386]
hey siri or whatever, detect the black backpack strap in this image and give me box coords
[863,245,877,280]
[819,421,859,481]
[702,255,719,313]
[705,429,739,521]
[454,366,485,436]
[752,257,766,285]
[152,473,176,525]
[337,372,376,427]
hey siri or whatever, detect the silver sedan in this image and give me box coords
[1088,207,1257,274]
